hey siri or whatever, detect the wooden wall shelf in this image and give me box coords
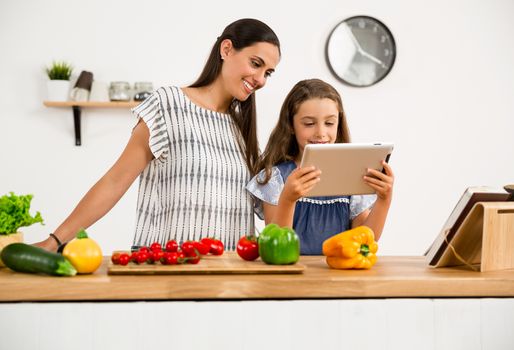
[43,100,140,145]
[43,101,139,108]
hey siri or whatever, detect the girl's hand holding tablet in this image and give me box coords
[280,166,322,204]
[363,161,394,202]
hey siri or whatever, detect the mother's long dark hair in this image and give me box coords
[190,18,280,175]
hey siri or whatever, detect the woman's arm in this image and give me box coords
[351,161,394,241]
[35,121,154,251]
[262,166,321,228]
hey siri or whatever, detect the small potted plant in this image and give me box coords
[0,193,44,266]
[45,61,73,101]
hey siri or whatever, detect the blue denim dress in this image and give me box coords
[246,161,376,255]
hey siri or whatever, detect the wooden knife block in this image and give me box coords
[439,202,514,272]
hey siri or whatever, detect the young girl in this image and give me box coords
[247,79,394,254]
[35,18,281,252]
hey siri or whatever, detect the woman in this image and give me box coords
[36,18,281,252]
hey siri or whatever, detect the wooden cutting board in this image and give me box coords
[108,251,306,275]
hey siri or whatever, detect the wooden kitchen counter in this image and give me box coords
[1,254,514,301]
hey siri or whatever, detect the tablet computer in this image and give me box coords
[299,143,393,197]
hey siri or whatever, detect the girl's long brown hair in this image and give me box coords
[257,79,350,184]
[189,18,280,176]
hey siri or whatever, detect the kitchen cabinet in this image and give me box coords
[2,255,514,349]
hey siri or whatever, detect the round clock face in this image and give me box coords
[326,16,396,87]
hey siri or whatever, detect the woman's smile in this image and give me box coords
[243,79,255,94]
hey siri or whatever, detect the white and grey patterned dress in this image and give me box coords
[131,86,254,250]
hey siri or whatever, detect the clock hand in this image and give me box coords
[344,24,388,69]
[344,24,363,52]
[359,50,389,69]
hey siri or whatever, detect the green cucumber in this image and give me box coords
[1,243,77,276]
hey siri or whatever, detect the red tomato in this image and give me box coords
[139,246,149,253]
[186,251,201,264]
[111,252,121,264]
[137,251,149,264]
[200,237,214,247]
[164,252,179,265]
[193,241,210,255]
[118,253,130,266]
[130,251,139,262]
[165,240,178,253]
[161,252,170,265]
[161,252,178,265]
[200,237,224,255]
[146,254,156,264]
[236,236,259,261]
[150,242,162,252]
[181,241,196,256]
[177,251,186,264]
[151,250,164,261]
[210,239,224,256]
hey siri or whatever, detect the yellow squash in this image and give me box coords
[62,229,102,274]
[322,226,378,269]
[0,232,24,267]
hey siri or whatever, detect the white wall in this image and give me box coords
[1,0,513,255]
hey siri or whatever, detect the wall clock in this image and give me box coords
[326,16,396,87]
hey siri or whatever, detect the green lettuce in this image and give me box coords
[0,192,44,235]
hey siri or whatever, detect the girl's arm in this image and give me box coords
[351,161,394,241]
[262,166,321,228]
[34,121,154,251]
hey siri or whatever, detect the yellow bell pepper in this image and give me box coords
[62,229,102,274]
[322,226,378,269]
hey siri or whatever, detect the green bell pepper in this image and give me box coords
[258,224,300,265]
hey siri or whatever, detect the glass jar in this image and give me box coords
[109,81,131,101]
[133,82,153,101]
